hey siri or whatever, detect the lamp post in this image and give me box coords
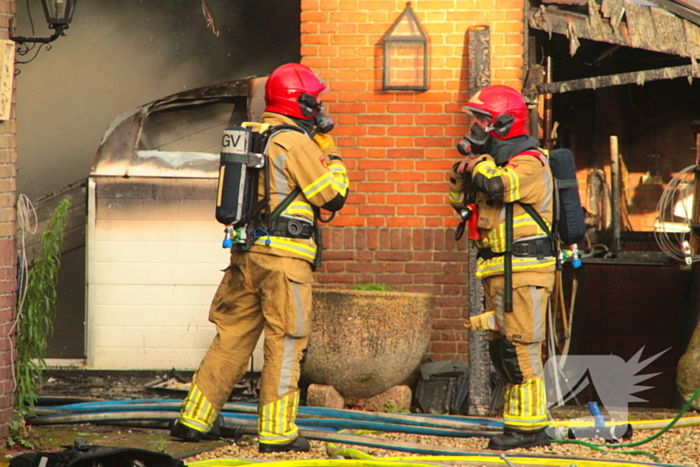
[11,0,77,45]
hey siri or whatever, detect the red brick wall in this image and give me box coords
[301,0,526,360]
[0,0,16,441]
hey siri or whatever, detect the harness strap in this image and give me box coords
[478,237,553,260]
[504,203,513,313]
[270,187,302,221]
[520,203,554,245]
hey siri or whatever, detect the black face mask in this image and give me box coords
[457,137,473,156]
[457,123,491,155]
[466,123,490,146]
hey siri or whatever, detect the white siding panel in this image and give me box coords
[92,262,224,285]
[92,305,213,327]
[87,177,266,371]
[96,199,214,221]
[93,325,217,349]
[92,284,217,306]
[95,220,224,243]
[90,347,265,371]
[94,241,229,265]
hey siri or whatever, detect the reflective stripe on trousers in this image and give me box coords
[176,252,312,441]
[258,391,300,443]
[503,376,549,431]
[179,378,218,432]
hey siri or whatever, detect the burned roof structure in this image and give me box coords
[526,0,700,98]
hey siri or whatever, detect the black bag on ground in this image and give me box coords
[414,359,469,414]
[9,441,185,467]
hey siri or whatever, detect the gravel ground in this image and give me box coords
[33,372,700,466]
[183,415,700,467]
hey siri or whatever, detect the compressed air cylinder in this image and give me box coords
[215,126,262,227]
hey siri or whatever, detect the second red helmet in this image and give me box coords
[462,85,528,140]
[265,63,327,120]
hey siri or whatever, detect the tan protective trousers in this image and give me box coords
[177,251,313,444]
[483,272,554,432]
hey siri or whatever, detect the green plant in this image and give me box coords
[15,199,70,415]
[352,283,393,291]
[382,401,411,414]
[6,413,36,449]
[156,436,167,453]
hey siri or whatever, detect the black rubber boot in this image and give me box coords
[169,420,205,442]
[487,428,551,451]
[259,436,311,453]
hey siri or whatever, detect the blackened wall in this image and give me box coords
[14,0,300,200]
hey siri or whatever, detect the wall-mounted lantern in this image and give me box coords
[11,0,77,45]
[382,2,430,91]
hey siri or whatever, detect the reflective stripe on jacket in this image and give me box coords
[247,112,349,263]
[449,150,555,279]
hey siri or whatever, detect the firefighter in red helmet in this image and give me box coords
[449,85,555,450]
[171,63,349,453]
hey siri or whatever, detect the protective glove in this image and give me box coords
[466,155,488,174]
[313,133,335,151]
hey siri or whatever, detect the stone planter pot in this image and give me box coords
[302,289,434,399]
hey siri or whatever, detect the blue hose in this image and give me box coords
[34,398,501,431]
[31,405,491,438]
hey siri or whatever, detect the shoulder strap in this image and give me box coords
[260,124,309,143]
[514,147,556,243]
[514,149,548,166]
[264,124,307,221]
[250,124,308,220]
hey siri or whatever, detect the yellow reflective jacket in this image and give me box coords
[245,112,349,264]
[449,149,555,282]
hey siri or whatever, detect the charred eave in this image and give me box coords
[648,0,700,27]
[529,0,700,59]
[536,62,700,94]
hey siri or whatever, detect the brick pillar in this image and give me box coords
[0,0,17,440]
[301,0,526,362]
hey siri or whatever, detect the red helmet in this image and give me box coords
[265,63,328,120]
[462,85,528,140]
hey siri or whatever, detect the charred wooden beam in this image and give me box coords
[536,63,700,94]
[543,0,589,4]
[467,24,492,418]
[647,0,700,28]
[468,26,491,95]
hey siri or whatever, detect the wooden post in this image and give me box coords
[610,136,621,255]
[466,25,490,417]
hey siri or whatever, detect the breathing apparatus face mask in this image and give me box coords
[313,110,335,134]
[457,111,492,155]
[298,92,335,134]
[457,123,491,156]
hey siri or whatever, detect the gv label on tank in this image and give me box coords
[221,127,250,155]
